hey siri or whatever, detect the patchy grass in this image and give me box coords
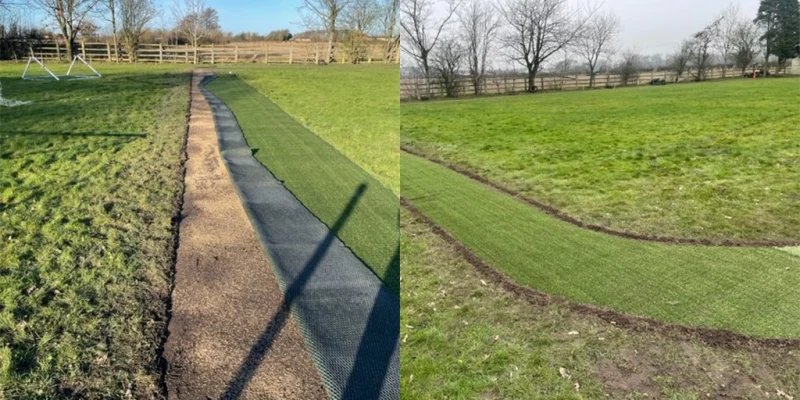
[0,64,189,398]
[400,207,800,399]
[228,64,399,193]
[402,152,800,338]
[206,75,399,293]
[402,77,800,241]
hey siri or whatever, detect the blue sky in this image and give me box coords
[200,0,305,34]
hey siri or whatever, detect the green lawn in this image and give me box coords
[0,64,190,397]
[228,64,400,194]
[402,78,800,242]
[206,75,399,293]
[400,207,800,399]
[402,152,800,338]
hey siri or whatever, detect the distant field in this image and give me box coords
[0,64,189,397]
[402,152,800,338]
[207,75,399,292]
[402,77,800,241]
[230,64,400,194]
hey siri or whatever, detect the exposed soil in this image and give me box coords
[163,71,327,399]
[401,146,800,248]
[400,197,800,350]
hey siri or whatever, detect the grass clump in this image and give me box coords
[402,77,800,241]
[0,64,189,398]
[402,152,800,338]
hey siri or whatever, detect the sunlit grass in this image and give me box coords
[0,64,189,398]
[402,77,800,241]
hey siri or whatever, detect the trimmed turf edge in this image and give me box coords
[401,196,800,350]
[401,146,800,248]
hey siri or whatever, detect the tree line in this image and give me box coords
[401,0,800,97]
[0,0,400,63]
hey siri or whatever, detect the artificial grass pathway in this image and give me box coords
[206,76,399,293]
[401,152,800,339]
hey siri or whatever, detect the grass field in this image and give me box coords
[400,207,800,399]
[0,64,189,397]
[206,74,399,293]
[229,64,400,193]
[402,152,800,338]
[402,77,800,242]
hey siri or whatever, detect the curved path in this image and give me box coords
[164,72,326,399]
[401,151,800,342]
[401,146,800,248]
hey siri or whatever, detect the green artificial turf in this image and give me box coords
[228,64,400,193]
[402,77,800,242]
[401,152,800,338]
[206,75,399,293]
[0,64,190,397]
[400,207,800,399]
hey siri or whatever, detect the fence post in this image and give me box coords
[56,40,61,61]
[289,43,293,64]
[159,43,163,63]
[105,41,111,61]
[184,44,189,63]
[315,44,319,64]
[265,44,269,64]
[234,45,238,63]
[81,41,86,59]
[211,44,215,64]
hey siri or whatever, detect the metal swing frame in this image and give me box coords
[22,55,102,81]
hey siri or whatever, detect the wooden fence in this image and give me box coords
[10,40,399,64]
[400,66,783,100]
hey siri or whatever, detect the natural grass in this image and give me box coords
[402,77,800,241]
[226,64,400,194]
[206,75,399,293]
[400,207,800,399]
[0,64,190,397]
[401,152,800,338]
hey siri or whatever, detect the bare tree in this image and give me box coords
[118,0,155,61]
[733,18,762,75]
[400,0,461,88]
[95,0,120,61]
[690,18,720,81]
[299,0,351,63]
[380,0,400,62]
[32,0,101,59]
[670,39,693,82]
[173,0,218,62]
[342,0,379,62]
[575,11,620,88]
[457,0,500,95]
[498,0,593,92]
[617,49,639,85]
[714,2,740,77]
[431,36,463,97]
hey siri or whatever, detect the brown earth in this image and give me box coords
[163,71,327,400]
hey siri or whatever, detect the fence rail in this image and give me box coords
[400,66,783,100]
[3,40,399,65]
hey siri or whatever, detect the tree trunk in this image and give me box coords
[327,23,336,63]
[527,64,538,92]
[589,69,596,88]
